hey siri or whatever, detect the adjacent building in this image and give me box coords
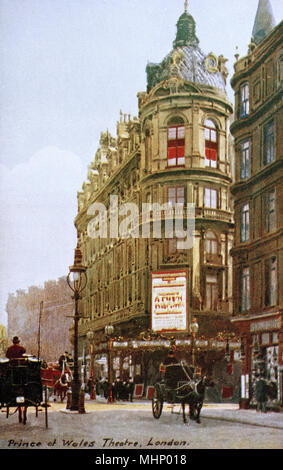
[0,324,7,358]
[230,0,283,407]
[75,5,240,400]
[6,277,74,362]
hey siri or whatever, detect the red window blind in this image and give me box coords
[168,125,185,166]
[205,124,218,167]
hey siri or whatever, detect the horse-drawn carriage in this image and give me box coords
[152,362,214,424]
[41,361,72,402]
[0,357,48,427]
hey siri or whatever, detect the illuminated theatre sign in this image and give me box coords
[151,270,188,333]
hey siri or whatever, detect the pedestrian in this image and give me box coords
[103,379,110,399]
[58,352,66,370]
[127,377,135,402]
[112,381,117,401]
[116,377,124,400]
[6,336,26,359]
[255,374,268,413]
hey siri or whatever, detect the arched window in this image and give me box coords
[167,117,185,167]
[205,230,218,255]
[204,119,218,168]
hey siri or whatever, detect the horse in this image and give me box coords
[15,405,28,425]
[53,362,72,402]
[180,375,214,424]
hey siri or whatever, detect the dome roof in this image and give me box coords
[173,11,199,48]
[146,10,227,93]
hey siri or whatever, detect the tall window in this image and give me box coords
[264,256,277,307]
[205,273,218,310]
[167,125,185,167]
[240,203,250,242]
[264,121,275,165]
[167,186,185,205]
[204,119,217,168]
[240,140,251,180]
[205,230,218,255]
[204,188,217,208]
[241,267,250,312]
[239,83,249,118]
[266,189,276,233]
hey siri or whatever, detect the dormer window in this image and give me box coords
[167,123,185,167]
[204,119,218,168]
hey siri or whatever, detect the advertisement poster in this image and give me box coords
[151,271,188,333]
[0,0,282,461]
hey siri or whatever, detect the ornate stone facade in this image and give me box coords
[75,7,237,390]
[230,2,282,407]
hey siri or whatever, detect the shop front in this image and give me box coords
[233,313,283,410]
[80,335,241,402]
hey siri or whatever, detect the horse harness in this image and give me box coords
[168,362,202,400]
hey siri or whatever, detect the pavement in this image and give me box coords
[53,396,283,430]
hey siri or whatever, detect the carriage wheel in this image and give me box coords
[152,386,163,419]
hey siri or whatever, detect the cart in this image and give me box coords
[0,357,49,427]
[152,362,196,419]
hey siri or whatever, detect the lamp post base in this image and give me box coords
[70,380,81,411]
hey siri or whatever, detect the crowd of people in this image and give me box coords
[88,376,135,402]
[5,336,278,411]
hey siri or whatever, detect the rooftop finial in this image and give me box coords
[184,0,188,13]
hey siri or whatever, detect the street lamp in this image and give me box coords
[189,317,199,366]
[87,330,96,400]
[105,325,115,403]
[67,242,87,411]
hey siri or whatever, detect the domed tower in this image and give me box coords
[75,2,238,387]
[138,3,235,352]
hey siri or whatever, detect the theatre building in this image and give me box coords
[73,5,240,401]
[230,0,283,408]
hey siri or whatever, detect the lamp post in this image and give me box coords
[105,325,114,403]
[87,330,96,400]
[67,242,87,411]
[189,317,199,366]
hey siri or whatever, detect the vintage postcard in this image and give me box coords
[0,0,282,461]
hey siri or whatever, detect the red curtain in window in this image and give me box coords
[205,125,218,164]
[168,126,185,166]
[205,147,217,161]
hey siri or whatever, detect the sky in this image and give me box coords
[0,0,282,328]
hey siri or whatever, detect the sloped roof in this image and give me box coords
[252,0,276,45]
